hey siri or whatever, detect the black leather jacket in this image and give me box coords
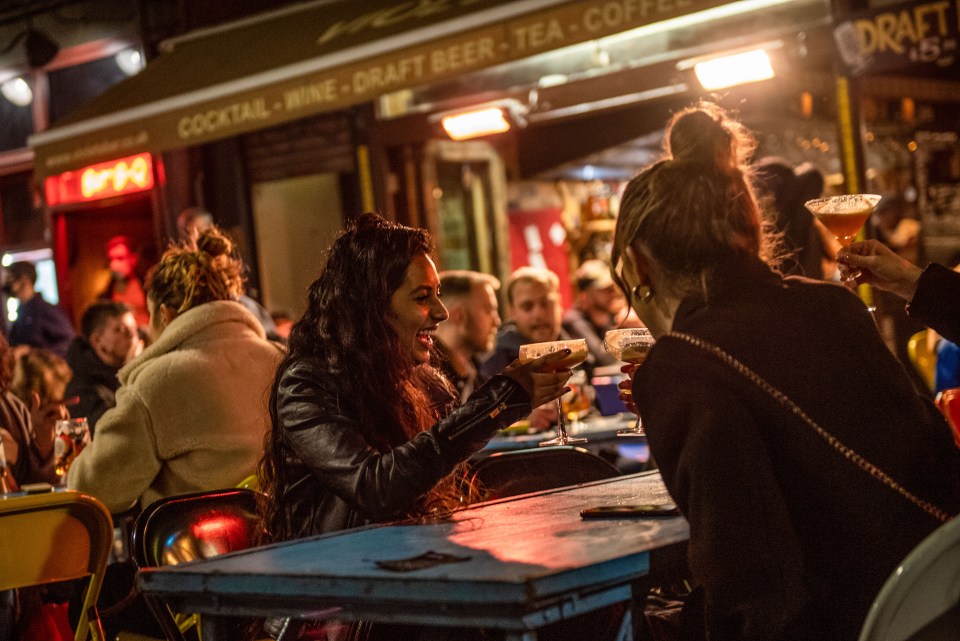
[274,357,531,539]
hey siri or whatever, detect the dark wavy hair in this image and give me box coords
[258,213,460,543]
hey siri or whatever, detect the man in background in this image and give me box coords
[480,267,567,430]
[480,266,565,379]
[562,259,625,370]
[435,270,501,400]
[6,261,75,358]
[65,302,142,434]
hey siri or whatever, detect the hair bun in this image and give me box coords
[196,227,235,258]
[667,102,746,173]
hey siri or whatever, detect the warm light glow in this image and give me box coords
[1,77,33,106]
[441,107,510,141]
[693,49,774,90]
[45,153,154,205]
[115,49,144,76]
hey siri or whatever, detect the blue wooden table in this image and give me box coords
[138,471,688,640]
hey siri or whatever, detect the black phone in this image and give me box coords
[580,504,680,519]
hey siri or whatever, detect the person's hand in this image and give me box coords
[502,349,573,408]
[618,363,639,416]
[838,239,923,301]
[528,403,558,430]
[29,392,68,460]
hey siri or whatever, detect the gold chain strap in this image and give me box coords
[666,331,952,524]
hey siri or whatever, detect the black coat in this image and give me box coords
[273,359,531,539]
[635,257,960,641]
[64,337,121,434]
[908,262,960,346]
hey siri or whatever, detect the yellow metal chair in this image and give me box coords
[0,490,114,641]
[907,330,937,392]
[235,473,259,491]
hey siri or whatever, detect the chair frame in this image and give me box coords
[0,490,113,641]
[859,515,960,641]
[130,488,259,641]
[468,445,621,500]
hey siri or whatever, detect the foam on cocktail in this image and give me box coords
[805,194,881,248]
[805,194,881,215]
[518,340,588,370]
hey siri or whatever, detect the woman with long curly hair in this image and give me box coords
[257,213,571,545]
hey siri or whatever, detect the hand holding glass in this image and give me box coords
[603,328,655,436]
[518,339,588,447]
[805,194,881,284]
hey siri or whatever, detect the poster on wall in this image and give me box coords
[507,208,572,310]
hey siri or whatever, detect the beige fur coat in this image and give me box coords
[68,300,283,512]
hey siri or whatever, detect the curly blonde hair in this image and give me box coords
[146,226,244,314]
[11,349,72,406]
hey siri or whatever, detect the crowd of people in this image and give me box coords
[1,101,959,641]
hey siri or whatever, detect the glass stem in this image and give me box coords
[556,399,568,443]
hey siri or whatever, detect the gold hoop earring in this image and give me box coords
[632,284,653,304]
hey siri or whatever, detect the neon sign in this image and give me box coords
[45,153,154,205]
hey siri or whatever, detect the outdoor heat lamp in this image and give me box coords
[436,99,527,141]
[680,45,778,91]
[441,107,510,140]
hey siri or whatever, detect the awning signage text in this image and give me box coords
[834,0,959,75]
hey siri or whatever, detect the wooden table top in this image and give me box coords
[139,471,688,626]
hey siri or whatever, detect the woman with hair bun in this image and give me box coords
[612,102,960,640]
[67,227,283,513]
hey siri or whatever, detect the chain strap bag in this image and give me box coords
[665,331,954,524]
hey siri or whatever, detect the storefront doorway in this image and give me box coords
[251,172,344,320]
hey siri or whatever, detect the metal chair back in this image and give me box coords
[858,515,960,641]
[130,488,259,641]
[468,445,621,501]
[0,490,113,641]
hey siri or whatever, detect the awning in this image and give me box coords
[29,0,738,178]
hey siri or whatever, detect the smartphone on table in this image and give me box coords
[580,503,680,519]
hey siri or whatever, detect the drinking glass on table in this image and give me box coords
[805,194,881,284]
[603,328,655,437]
[518,338,588,447]
[54,417,90,481]
[560,370,593,435]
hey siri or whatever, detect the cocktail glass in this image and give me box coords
[518,339,588,447]
[805,194,881,284]
[603,328,655,437]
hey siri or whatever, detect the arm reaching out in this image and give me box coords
[838,240,922,301]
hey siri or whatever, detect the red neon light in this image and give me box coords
[45,153,154,205]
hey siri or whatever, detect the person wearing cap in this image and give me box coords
[562,259,625,370]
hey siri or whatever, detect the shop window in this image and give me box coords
[48,55,128,125]
[0,90,34,152]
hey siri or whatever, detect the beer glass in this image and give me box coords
[54,417,90,480]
